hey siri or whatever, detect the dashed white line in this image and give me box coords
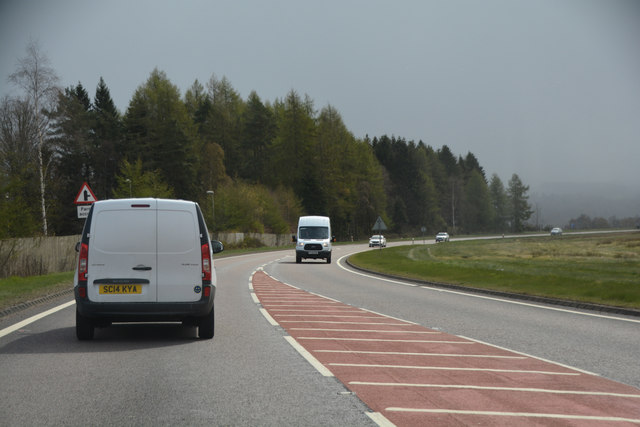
[284,336,334,377]
[259,308,278,326]
[365,411,396,427]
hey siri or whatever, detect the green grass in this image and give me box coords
[349,232,640,309]
[0,271,75,312]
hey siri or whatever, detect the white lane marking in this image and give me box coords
[290,328,441,334]
[0,300,76,339]
[316,350,526,359]
[360,308,419,325]
[262,302,340,306]
[297,337,473,344]
[251,293,260,304]
[460,335,600,376]
[350,381,640,398]
[365,412,396,427]
[329,363,579,376]
[280,321,409,325]
[337,253,640,324]
[268,308,362,312]
[335,256,416,288]
[284,336,334,377]
[275,314,388,319]
[259,308,278,326]
[384,408,640,423]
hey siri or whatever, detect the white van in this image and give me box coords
[294,216,333,264]
[74,198,223,340]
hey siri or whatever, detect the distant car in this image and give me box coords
[369,234,387,247]
[435,232,450,242]
[550,227,563,236]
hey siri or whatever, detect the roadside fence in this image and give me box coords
[0,232,292,278]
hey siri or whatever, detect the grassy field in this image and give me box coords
[350,232,640,309]
[0,271,74,312]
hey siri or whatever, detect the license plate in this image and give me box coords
[308,250,318,255]
[99,284,142,294]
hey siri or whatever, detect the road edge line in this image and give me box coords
[0,300,75,339]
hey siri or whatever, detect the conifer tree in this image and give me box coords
[507,173,533,232]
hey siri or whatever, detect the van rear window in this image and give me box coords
[93,210,156,253]
[157,210,198,254]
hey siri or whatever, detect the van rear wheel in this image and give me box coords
[198,306,215,339]
[76,308,94,340]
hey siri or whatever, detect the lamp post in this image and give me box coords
[125,179,132,197]
[207,190,214,230]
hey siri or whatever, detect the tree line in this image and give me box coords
[1,43,535,240]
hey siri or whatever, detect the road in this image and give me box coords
[1,241,639,425]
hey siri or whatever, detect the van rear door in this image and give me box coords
[156,200,202,303]
[88,199,157,303]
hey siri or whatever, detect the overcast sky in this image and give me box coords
[2,0,639,191]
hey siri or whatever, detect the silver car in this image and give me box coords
[435,232,450,242]
[550,227,563,236]
[369,235,387,247]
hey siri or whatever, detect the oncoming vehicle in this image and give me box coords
[550,227,563,236]
[294,216,333,263]
[74,198,224,340]
[435,232,450,242]
[369,235,387,247]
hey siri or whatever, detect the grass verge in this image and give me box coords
[349,232,640,309]
[0,271,75,313]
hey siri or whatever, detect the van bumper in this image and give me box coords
[75,286,215,322]
[296,249,331,260]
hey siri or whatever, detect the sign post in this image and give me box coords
[74,182,98,218]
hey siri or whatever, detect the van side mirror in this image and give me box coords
[211,240,224,254]
[75,242,81,252]
[291,235,297,243]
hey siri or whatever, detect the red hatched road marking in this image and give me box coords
[252,270,640,426]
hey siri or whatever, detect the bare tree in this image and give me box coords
[8,41,60,235]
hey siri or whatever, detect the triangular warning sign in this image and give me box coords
[74,182,98,204]
[372,216,387,231]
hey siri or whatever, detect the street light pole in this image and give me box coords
[207,190,214,230]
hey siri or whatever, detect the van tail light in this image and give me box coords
[201,243,212,282]
[77,286,87,298]
[78,243,89,281]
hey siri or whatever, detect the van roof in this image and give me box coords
[298,215,330,225]
[93,198,196,207]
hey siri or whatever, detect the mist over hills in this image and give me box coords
[529,182,640,228]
